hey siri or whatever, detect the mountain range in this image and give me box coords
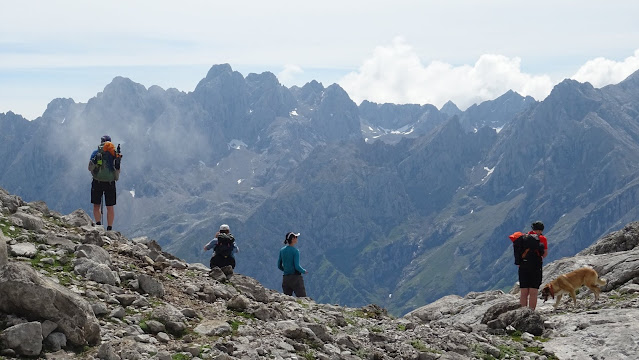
[1,64,639,315]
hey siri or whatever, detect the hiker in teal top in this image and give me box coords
[278,232,307,297]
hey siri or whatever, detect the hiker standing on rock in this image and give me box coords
[204,224,239,273]
[88,135,121,231]
[278,231,307,297]
[517,221,548,309]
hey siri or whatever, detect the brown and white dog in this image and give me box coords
[541,267,606,309]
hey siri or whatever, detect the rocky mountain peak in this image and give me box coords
[292,80,325,106]
[458,89,537,132]
[245,71,280,87]
[301,79,324,93]
[548,78,597,100]
[311,84,361,142]
[41,98,76,123]
[101,76,148,97]
[1,187,638,359]
[439,100,461,117]
[204,63,234,80]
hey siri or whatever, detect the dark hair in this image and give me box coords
[531,221,545,231]
[285,232,297,244]
[101,135,111,143]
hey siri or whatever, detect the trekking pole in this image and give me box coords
[100,194,104,229]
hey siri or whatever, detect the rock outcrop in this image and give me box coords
[1,188,638,359]
[0,262,101,347]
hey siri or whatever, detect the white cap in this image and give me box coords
[286,232,300,242]
[219,224,230,231]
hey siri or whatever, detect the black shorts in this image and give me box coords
[91,179,117,206]
[210,255,235,269]
[518,262,542,289]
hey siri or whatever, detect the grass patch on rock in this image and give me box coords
[29,253,78,286]
[410,340,440,353]
[0,219,21,238]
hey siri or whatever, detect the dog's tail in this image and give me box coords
[597,277,607,286]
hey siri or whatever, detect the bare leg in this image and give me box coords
[520,288,530,307]
[93,204,101,224]
[528,288,539,309]
[106,206,114,227]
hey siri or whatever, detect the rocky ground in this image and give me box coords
[0,187,638,359]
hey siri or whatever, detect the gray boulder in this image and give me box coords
[0,321,43,356]
[488,307,545,336]
[481,301,521,324]
[91,302,109,316]
[74,258,120,286]
[87,263,120,286]
[41,319,58,338]
[44,234,76,251]
[115,294,139,306]
[0,262,101,346]
[208,267,228,282]
[83,230,105,246]
[75,244,111,265]
[62,209,93,227]
[10,212,44,232]
[137,274,165,297]
[579,221,639,255]
[405,295,463,323]
[231,274,270,303]
[251,304,275,321]
[150,304,187,335]
[226,294,251,311]
[0,189,23,213]
[44,332,67,352]
[97,341,119,360]
[28,200,50,217]
[193,320,232,336]
[144,320,166,334]
[9,242,37,258]
[188,263,209,272]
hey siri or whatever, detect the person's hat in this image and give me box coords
[285,232,300,242]
[531,221,544,231]
[101,135,112,143]
[219,224,230,231]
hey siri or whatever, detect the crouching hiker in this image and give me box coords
[204,224,239,275]
[278,231,308,297]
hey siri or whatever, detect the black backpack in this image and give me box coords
[512,233,544,265]
[214,233,235,258]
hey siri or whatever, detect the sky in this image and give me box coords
[1,0,639,120]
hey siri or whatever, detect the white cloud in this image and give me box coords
[339,37,555,109]
[571,49,639,87]
[277,64,304,86]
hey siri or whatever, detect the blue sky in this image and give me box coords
[1,0,638,120]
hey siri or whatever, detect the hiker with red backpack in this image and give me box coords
[204,224,239,271]
[509,221,548,309]
[88,135,122,231]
